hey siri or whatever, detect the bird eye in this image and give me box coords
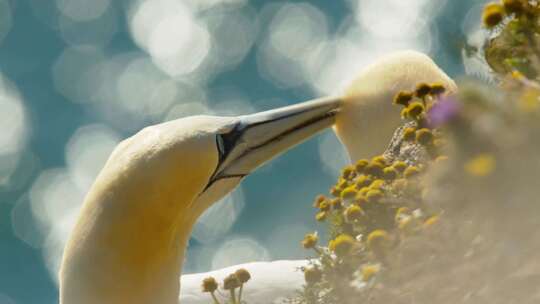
[216,134,226,158]
[215,124,243,161]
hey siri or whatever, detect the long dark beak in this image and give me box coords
[211,96,340,183]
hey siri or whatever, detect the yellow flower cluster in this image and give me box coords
[302,232,319,249]
[482,0,537,28]
[201,268,252,304]
[464,153,496,177]
[302,84,450,293]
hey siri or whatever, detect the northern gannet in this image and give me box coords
[59,98,339,304]
[334,50,457,162]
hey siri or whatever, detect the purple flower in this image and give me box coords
[428,96,461,127]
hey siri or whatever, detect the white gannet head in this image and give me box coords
[59,97,338,304]
[334,50,457,162]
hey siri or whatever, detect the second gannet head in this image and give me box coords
[334,50,457,162]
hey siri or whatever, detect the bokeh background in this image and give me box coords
[0,0,492,303]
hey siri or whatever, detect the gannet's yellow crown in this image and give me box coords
[59,98,339,304]
[335,50,457,161]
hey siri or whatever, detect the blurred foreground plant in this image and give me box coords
[483,0,540,79]
[290,3,540,302]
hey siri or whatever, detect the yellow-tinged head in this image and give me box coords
[334,50,457,162]
[59,97,339,304]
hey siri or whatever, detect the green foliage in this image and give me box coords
[483,0,540,78]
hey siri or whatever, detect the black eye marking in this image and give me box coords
[216,134,226,161]
[215,124,243,161]
[203,124,245,195]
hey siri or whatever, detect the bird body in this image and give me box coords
[60,117,228,304]
[334,50,457,161]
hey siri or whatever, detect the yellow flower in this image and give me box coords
[312,195,326,208]
[344,205,363,222]
[223,274,241,290]
[404,166,421,178]
[394,207,410,222]
[401,107,409,119]
[383,167,398,180]
[355,175,373,189]
[304,267,322,284]
[365,162,384,177]
[235,268,251,283]
[369,179,385,190]
[393,91,414,106]
[403,127,416,141]
[415,128,434,145]
[329,234,356,257]
[315,211,327,221]
[361,264,381,281]
[330,186,341,197]
[336,178,348,189]
[367,230,391,252]
[202,277,218,293]
[330,198,343,210]
[429,83,446,95]
[482,3,505,28]
[366,189,384,203]
[302,232,319,249]
[407,101,425,119]
[423,215,440,229]
[358,187,370,196]
[371,155,387,166]
[341,186,357,201]
[355,159,370,173]
[392,161,408,172]
[464,154,496,177]
[512,70,524,80]
[414,83,432,98]
[316,200,329,212]
[341,165,355,180]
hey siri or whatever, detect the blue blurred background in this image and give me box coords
[0,0,490,303]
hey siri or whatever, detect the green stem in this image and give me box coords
[210,292,221,304]
[230,288,237,304]
[238,285,244,303]
[525,28,540,70]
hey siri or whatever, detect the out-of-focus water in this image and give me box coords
[0,0,486,303]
